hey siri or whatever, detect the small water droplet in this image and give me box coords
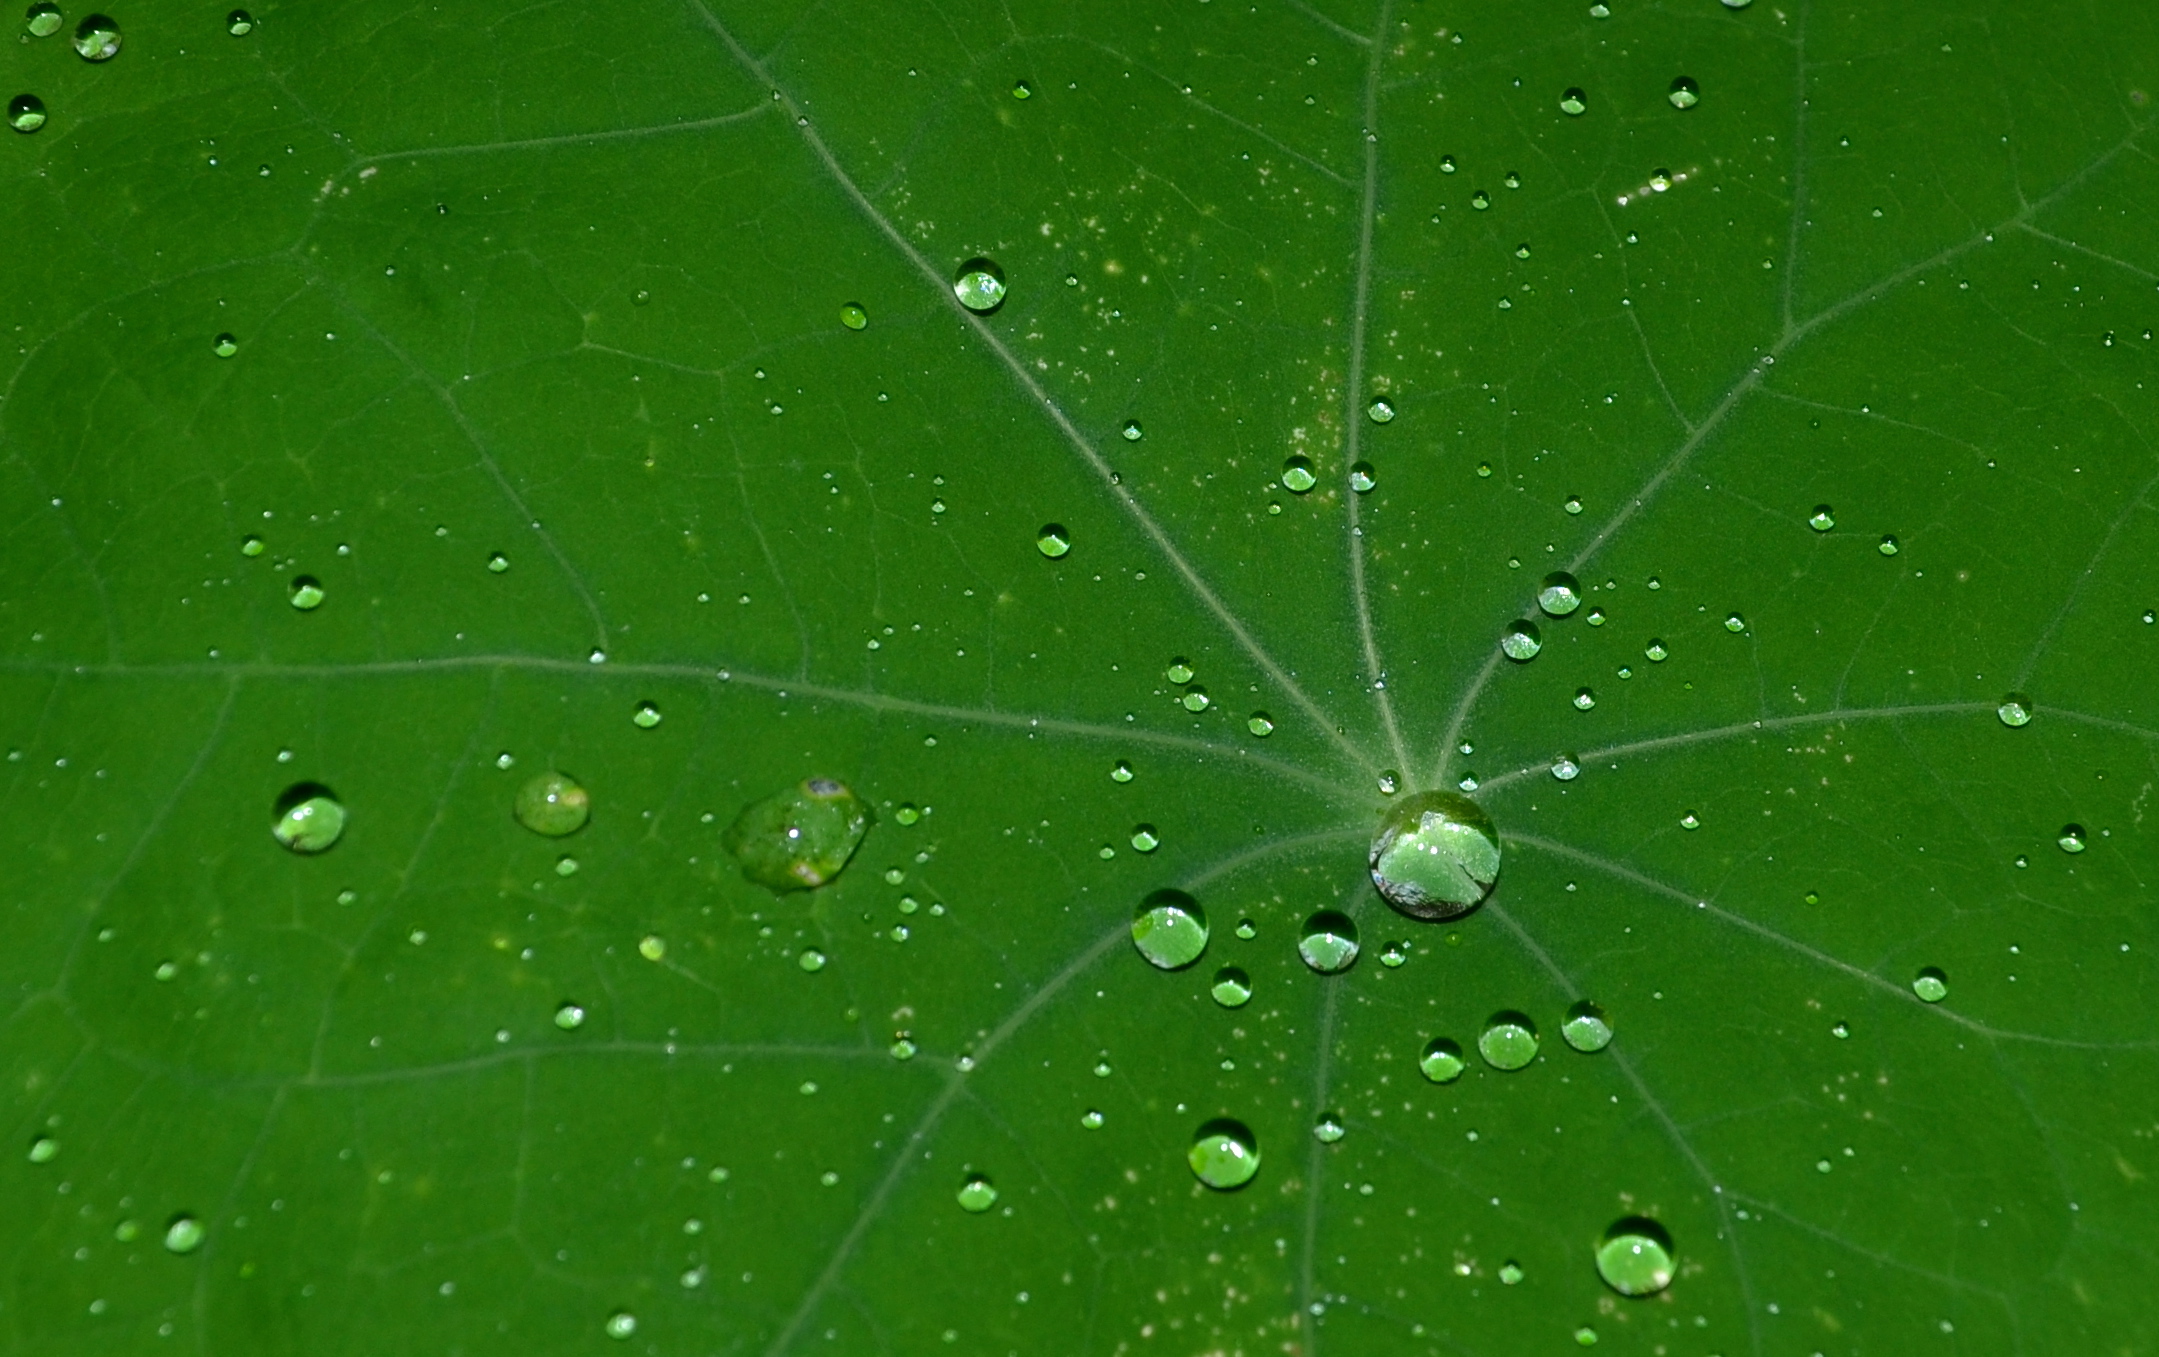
[1551,754,1580,781]
[1595,1218,1674,1296]
[631,701,662,729]
[240,534,265,557]
[1574,1327,1598,1347]
[2059,824,2086,854]
[1011,78,1033,99]
[1110,759,1134,783]
[1912,967,1948,1003]
[1313,1111,1345,1144]
[1210,965,1252,1008]
[1724,612,1746,633]
[1645,638,1668,662]
[288,576,325,610]
[953,258,1006,313]
[1093,1057,1112,1077]
[1538,571,1582,617]
[1649,168,1672,192]
[1878,534,1900,556]
[1377,768,1399,795]
[1419,1037,1466,1083]
[1188,1118,1260,1190]
[1379,940,1407,968]
[1471,189,1491,209]
[837,301,868,331]
[604,1311,637,1340]
[1680,811,1700,829]
[723,778,871,891]
[889,1033,916,1060]
[796,947,827,972]
[226,9,253,35]
[1667,76,1700,109]
[24,4,60,39]
[1499,1259,1525,1284]
[1500,619,1542,661]
[1280,455,1317,493]
[554,854,578,877]
[1181,686,1210,713]
[272,783,345,854]
[554,1001,586,1030]
[1560,88,1588,115]
[162,1215,205,1255]
[1120,419,1143,441]
[27,1135,57,1163]
[1346,461,1378,494]
[1477,1012,1539,1070]
[1366,398,1394,424]
[1560,1001,1613,1053]
[1130,824,1159,853]
[1809,504,1835,531]
[956,1174,999,1213]
[1440,154,1457,173]
[1131,888,1208,970]
[1165,657,1195,684]
[1080,1108,1104,1129]
[1573,687,1596,711]
[1297,910,1360,974]
[1997,694,2032,728]
[1476,460,1493,477]
[1369,790,1502,920]
[515,771,590,837]
[71,14,119,60]
[1246,711,1274,737]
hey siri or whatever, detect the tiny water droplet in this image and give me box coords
[1370,790,1502,920]
[1281,455,1317,493]
[1595,1218,1674,1296]
[1297,910,1360,974]
[1246,711,1274,737]
[1181,686,1210,713]
[1419,1037,1466,1083]
[631,701,662,729]
[1912,967,1948,1003]
[1561,1000,1613,1052]
[27,1135,57,1163]
[1478,1012,1539,1070]
[839,302,868,330]
[1313,1111,1345,1144]
[514,772,590,837]
[1997,694,2032,728]
[1878,534,1900,555]
[1538,571,1582,616]
[1551,754,1580,781]
[956,1174,999,1213]
[1110,759,1134,783]
[24,4,61,39]
[1188,1118,1260,1190]
[1120,419,1143,441]
[1367,398,1395,424]
[723,778,871,891]
[1130,824,1159,852]
[288,576,325,610]
[2059,824,2086,854]
[953,258,1006,313]
[226,9,253,35]
[163,1215,205,1255]
[272,783,345,854]
[240,535,265,557]
[1131,889,1208,970]
[1645,638,1668,662]
[72,14,119,60]
[1210,966,1252,1008]
[1560,88,1588,115]
[1573,687,1596,711]
[1667,76,1699,109]
[1809,504,1835,531]
[1724,612,1746,632]
[1471,189,1491,210]
[1501,619,1542,661]
[604,1311,637,1340]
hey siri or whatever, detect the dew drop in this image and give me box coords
[1281,455,1317,493]
[1560,1000,1613,1053]
[797,948,826,972]
[1809,504,1835,531]
[1499,1260,1525,1285]
[1997,694,2032,728]
[514,771,590,837]
[1246,711,1274,737]
[1165,657,1195,684]
[603,1311,637,1340]
[288,576,325,610]
[1418,1037,1466,1084]
[1131,888,1208,970]
[1645,638,1668,662]
[1832,1020,1850,1039]
[637,935,666,962]
[1234,918,1256,940]
[1649,168,1672,192]
[1594,1218,1674,1296]
[1182,687,1211,713]
[240,534,265,558]
[1369,790,1501,920]
[723,778,871,891]
[631,701,662,729]
[1297,910,1360,974]
[71,14,119,60]
[1313,1111,1345,1144]
[1500,619,1542,661]
[1377,768,1399,795]
[1912,967,1948,1003]
[1440,153,1457,173]
[1367,398,1395,424]
[1559,88,1588,116]
[1516,242,1533,260]
[2059,824,2086,854]
[1034,523,1071,558]
[1080,1109,1104,1129]
[553,1001,586,1030]
[1210,965,1252,1008]
[1130,824,1159,853]
[1120,419,1143,441]
[1575,1327,1598,1347]
[894,802,922,824]
[838,302,868,331]
[1477,1012,1539,1070]
[1011,78,1032,99]
[1679,811,1700,829]
[1667,76,1700,109]
[1573,687,1596,711]
[953,258,1006,313]
[10,93,51,134]
[889,1033,916,1060]
[27,1135,57,1163]
[1471,189,1491,210]
[1110,759,1134,783]
[1538,571,1582,617]
[1379,940,1407,968]
[1878,534,1900,556]
[956,1174,999,1213]
[272,783,345,854]
[1349,461,1376,493]
[162,1215,205,1255]
[24,4,60,38]
[1188,1118,1260,1190]
[226,9,253,35]
[1551,754,1580,781]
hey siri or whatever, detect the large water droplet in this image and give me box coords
[24,4,60,38]
[162,1215,205,1254]
[1188,1119,1260,1190]
[1594,1218,1674,1296]
[1538,571,1582,616]
[1210,965,1252,1008]
[1419,1037,1466,1083]
[1478,1012,1539,1070]
[723,778,871,891]
[956,1174,999,1213]
[288,576,325,610]
[514,771,590,837]
[71,14,119,60]
[953,258,1006,313]
[1369,790,1501,920]
[1560,1000,1612,1052]
[1281,455,1316,493]
[1667,76,1699,109]
[1036,523,1070,558]
[1500,619,1542,661]
[1559,88,1588,115]
[7,94,46,133]
[1297,910,1359,974]
[1131,888,1208,970]
[2058,824,2086,854]
[272,783,345,854]
[1313,1111,1345,1143]
[1912,967,1948,1003]
[1997,694,2032,728]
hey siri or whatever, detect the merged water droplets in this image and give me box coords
[953,258,1006,313]
[1418,1037,1466,1083]
[1297,910,1359,973]
[956,1174,999,1213]
[1130,888,1208,970]
[723,778,870,891]
[1500,619,1542,661]
[1188,1119,1260,1190]
[1537,571,1582,617]
[72,14,119,60]
[1478,1012,1539,1070]
[1997,694,2032,728]
[271,783,345,854]
[514,771,590,837]
[1368,791,1501,920]
[1560,1001,1613,1053]
[1595,1218,1675,1296]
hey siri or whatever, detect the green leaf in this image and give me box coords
[4,1,2156,1351]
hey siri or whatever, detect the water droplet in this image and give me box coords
[1419,1037,1466,1083]
[1188,1118,1260,1190]
[154,960,177,981]
[1471,189,1491,210]
[1093,1057,1112,1077]
[5,92,45,133]
[1585,607,1606,627]
[631,701,662,729]
[1456,772,1479,791]
[554,1001,587,1030]
[1297,910,1360,974]
[956,1174,999,1213]
[71,13,118,60]
[1498,1259,1525,1285]
[1551,754,1580,781]
[1313,1111,1345,1144]
[1912,967,1948,1003]
[1477,1012,1539,1071]
[486,551,509,573]
[1369,790,1501,920]
[1476,460,1493,477]
[1998,694,2032,728]
[162,1215,205,1255]
[795,947,827,973]
[953,258,1006,313]
[1341,463,1377,498]
[27,1135,57,1163]
[1721,0,1753,8]
[1680,811,1700,830]
[272,783,345,854]
[1667,76,1699,109]
[226,9,253,35]
[604,1311,637,1340]
[1379,940,1407,968]
[1831,1020,1850,1039]
[1560,87,1588,115]
[1080,1109,1104,1129]
[835,301,869,331]
[288,576,325,610]
[1377,768,1399,795]
[514,771,590,837]
[1440,154,1457,173]
[1574,1327,1598,1347]
[1649,168,1672,192]
[1645,638,1668,662]
[723,778,871,891]
[1131,889,1208,970]
[24,4,60,38]
[1595,1217,1674,1296]
[889,1033,916,1060]
[1210,966,1252,1008]
[1367,398,1395,424]
[1501,619,1542,661]
[1573,687,1596,711]
[239,534,265,557]
[1130,824,1159,852]
[1120,418,1143,441]
[1110,759,1135,783]
[1011,78,1032,99]
[894,802,921,825]
[1181,686,1210,713]
[2059,824,2086,854]
[1808,504,1835,531]
[1280,455,1317,493]
[1878,534,1900,556]
[1560,1001,1613,1052]
[1246,711,1274,737]
[1165,657,1195,684]
[1538,571,1582,616]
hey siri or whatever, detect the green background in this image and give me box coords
[3,0,2157,1351]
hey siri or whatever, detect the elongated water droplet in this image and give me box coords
[1538,571,1582,616]
[7,94,46,133]
[2059,824,2086,854]
[953,258,1005,313]
[604,1311,637,1340]
[1297,910,1359,973]
[163,1215,205,1254]
[1551,754,1580,781]
[1559,88,1588,115]
[288,575,325,610]
[1501,619,1542,661]
[1131,888,1208,970]
[72,14,119,59]
[1912,967,1948,1003]
[723,778,871,891]
[514,771,590,837]
[1188,1118,1260,1190]
[1667,76,1699,109]
[226,9,253,35]
[1369,790,1501,920]
[1367,398,1394,424]
[1349,461,1376,493]
[1561,1000,1612,1052]
[1419,1037,1466,1083]
[1808,504,1834,531]
[24,4,60,38]
[1246,711,1274,737]
[1313,1111,1345,1143]
[1130,824,1159,852]
[1595,1218,1674,1296]
[272,783,345,854]
[1478,1012,1539,1070]
[1281,455,1316,493]
[1997,694,2032,727]
[1210,965,1252,1008]
[1035,524,1070,558]
[956,1174,999,1213]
